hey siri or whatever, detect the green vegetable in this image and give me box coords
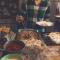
[1,53,23,60]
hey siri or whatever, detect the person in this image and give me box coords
[15,0,48,31]
[25,0,40,28]
[26,0,48,31]
[15,12,26,33]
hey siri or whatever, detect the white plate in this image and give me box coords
[36,21,54,27]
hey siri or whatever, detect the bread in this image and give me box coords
[17,30,48,50]
[48,32,60,44]
[17,30,40,40]
[0,25,11,33]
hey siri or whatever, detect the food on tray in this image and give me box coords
[48,32,60,44]
[26,38,47,50]
[28,31,40,39]
[25,38,42,48]
[2,27,10,33]
[0,25,10,33]
[36,21,54,26]
[20,30,31,40]
[5,40,25,52]
[17,30,40,40]
[17,30,46,49]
